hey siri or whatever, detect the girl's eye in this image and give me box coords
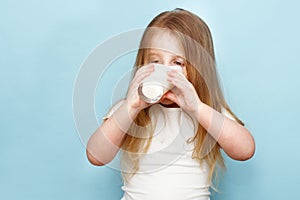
[174,61,185,67]
[150,60,160,63]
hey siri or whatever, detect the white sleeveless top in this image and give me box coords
[103,100,235,200]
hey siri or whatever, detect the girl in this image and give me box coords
[86,8,255,200]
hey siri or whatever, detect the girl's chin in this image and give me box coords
[158,96,179,107]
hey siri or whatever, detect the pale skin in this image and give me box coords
[86,34,255,166]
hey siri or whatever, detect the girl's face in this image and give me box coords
[145,32,188,106]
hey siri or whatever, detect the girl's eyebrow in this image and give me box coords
[148,51,161,57]
[148,51,184,59]
[174,55,185,59]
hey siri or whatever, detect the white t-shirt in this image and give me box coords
[103,100,235,200]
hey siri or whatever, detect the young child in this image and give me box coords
[86,8,255,200]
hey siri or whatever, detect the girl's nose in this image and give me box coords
[162,61,172,67]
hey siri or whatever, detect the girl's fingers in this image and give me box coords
[170,86,181,96]
[167,70,191,91]
[134,64,155,77]
[165,92,179,105]
[168,76,186,91]
[168,69,186,80]
[133,70,153,85]
[127,65,155,98]
[132,65,155,84]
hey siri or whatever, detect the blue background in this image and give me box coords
[1,0,299,199]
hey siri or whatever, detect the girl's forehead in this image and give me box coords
[145,32,185,58]
[148,49,184,59]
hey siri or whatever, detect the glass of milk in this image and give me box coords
[138,64,183,103]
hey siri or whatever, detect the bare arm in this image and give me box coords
[165,69,255,161]
[86,64,155,166]
[196,103,255,161]
[86,100,140,166]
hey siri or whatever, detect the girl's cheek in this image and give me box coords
[183,67,188,78]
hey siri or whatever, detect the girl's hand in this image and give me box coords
[165,69,203,117]
[126,64,155,113]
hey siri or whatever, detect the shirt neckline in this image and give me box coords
[155,103,182,112]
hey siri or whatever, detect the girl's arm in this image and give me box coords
[86,100,139,166]
[195,102,255,161]
[166,69,255,161]
[86,64,155,166]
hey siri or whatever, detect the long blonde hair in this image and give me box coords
[120,8,244,185]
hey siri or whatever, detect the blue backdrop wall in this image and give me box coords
[1,0,299,199]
